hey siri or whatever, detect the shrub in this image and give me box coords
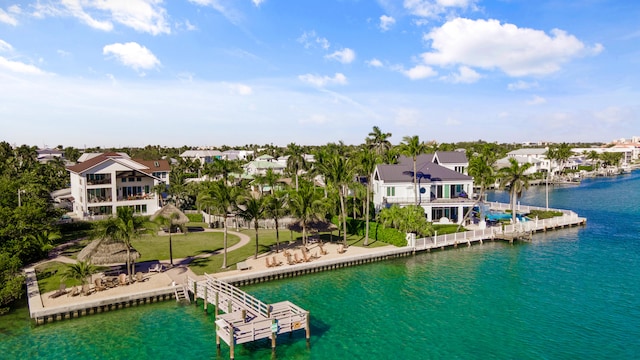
[333,216,407,247]
[186,213,203,222]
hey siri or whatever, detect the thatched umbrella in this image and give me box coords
[287,219,338,243]
[78,238,140,265]
[150,204,189,266]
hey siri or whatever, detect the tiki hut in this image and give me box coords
[287,219,338,243]
[77,238,140,265]
[150,204,190,227]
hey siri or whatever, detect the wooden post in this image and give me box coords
[305,311,311,344]
[271,319,277,355]
[193,281,197,306]
[229,325,235,360]
[215,293,220,350]
[241,309,246,323]
[204,286,208,313]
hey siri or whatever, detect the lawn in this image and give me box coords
[132,231,241,262]
[188,228,390,275]
[34,261,108,293]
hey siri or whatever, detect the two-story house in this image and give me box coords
[373,152,474,224]
[66,152,170,218]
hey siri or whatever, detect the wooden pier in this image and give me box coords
[187,275,309,359]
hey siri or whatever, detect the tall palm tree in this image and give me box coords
[197,180,240,268]
[237,195,266,259]
[357,149,378,246]
[95,207,150,282]
[63,261,97,292]
[315,151,354,246]
[498,158,533,223]
[366,126,392,157]
[288,180,325,246]
[264,191,288,253]
[399,135,428,206]
[206,158,241,184]
[263,168,280,195]
[458,145,498,230]
[286,142,307,191]
[152,211,185,266]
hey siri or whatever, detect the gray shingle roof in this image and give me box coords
[376,161,472,183]
[398,151,467,166]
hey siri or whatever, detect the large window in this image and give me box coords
[386,187,395,196]
[86,173,111,185]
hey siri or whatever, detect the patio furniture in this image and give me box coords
[237,261,251,271]
[94,278,106,291]
[149,263,164,273]
[49,283,67,298]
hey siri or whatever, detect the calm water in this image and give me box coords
[2,171,640,359]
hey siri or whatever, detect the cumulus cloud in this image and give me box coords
[526,95,546,105]
[367,58,384,67]
[404,0,476,18]
[401,64,437,80]
[103,42,160,72]
[297,30,330,50]
[0,39,13,52]
[252,0,265,7]
[508,80,539,91]
[421,18,603,77]
[228,83,253,95]
[325,48,356,64]
[33,0,170,35]
[0,5,20,26]
[380,15,395,31]
[0,57,47,75]
[298,73,347,87]
[449,65,481,83]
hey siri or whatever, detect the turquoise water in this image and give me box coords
[2,171,640,359]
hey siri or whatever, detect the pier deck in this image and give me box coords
[187,275,309,358]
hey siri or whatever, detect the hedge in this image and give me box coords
[186,213,203,222]
[332,216,407,247]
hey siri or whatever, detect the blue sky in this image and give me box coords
[1,0,638,148]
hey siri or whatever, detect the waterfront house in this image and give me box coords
[66,153,170,219]
[372,154,475,224]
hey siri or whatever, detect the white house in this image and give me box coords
[243,155,286,176]
[372,154,475,224]
[180,150,224,165]
[66,152,171,218]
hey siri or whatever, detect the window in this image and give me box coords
[386,187,395,196]
[122,178,126,183]
[137,177,141,182]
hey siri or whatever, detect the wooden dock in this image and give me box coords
[187,275,309,360]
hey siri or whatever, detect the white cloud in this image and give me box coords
[252,0,265,7]
[57,49,71,57]
[298,30,330,50]
[380,15,395,31]
[445,116,461,126]
[508,80,539,91]
[34,0,170,35]
[404,0,476,18]
[189,0,245,25]
[367,58,384,67]
[228,83,253,95]
[298,73,347,87]
[103,42,160,71]
[449,65,481,83]
[421,18,603,77]
[394,108,420,126]
[0,57,47,75]
[185,19,196,31]
[299,114,328,124]
[0,5,19,26]
[402,64,437,80]
[0,39,13,52]
[594,106,631,124]
[325,48,356,64]
[526,95,546,105]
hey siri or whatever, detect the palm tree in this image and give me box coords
[264,191,288,253]
[288,180,325,245]
[236,195,266,259]
[286,142,307,191]
[95,207,150,282]
[366,126,392,157]
[314,151,354,246]
[263,168,280,195]
[152,211,185,266]
[399,135,428,206]
[206,158,241,184]
[498,158,533,223]
[63,261,97,287]
[197,180,240,268]
[357,149,378,246]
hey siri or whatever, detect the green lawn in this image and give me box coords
[132,231,241,262]
[34,261,108,293]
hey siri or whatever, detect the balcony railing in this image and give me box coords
[117,194,155,201]
[86,176,112,185]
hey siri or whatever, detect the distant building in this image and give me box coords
[66,152,170,219]
[36,148,65,164]
[180,150,224,165]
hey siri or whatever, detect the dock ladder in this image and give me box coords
[174,285,190,304]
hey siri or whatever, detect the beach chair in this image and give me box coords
[301,249,312,262]
[265,257,274,268]
[135,272,146,282]
[49,283,67,298]
[272,255,282,266]
[318,244,328,255]
[118,273,129,286]
[285,252,296,265]
[149,263,163,273]
[294,253,304,263]
[337,244,346,254]
[94,278,106,292]
[68,286,80,297]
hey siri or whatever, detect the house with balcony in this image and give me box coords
[66,152,171,219]
[372,155,475,224]
[399,151,469,175]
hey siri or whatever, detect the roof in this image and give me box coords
[256,154,275,160]
[66,153,170,174]
[246,160,285,169]
[77,152,129,163]
[398,151,467,166]
[496,156,543,167]
[507,148,548,156]
[180,150,223,157]
[375,161,472,183]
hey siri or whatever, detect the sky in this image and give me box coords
[1,0,639,148]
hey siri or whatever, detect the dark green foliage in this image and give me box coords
[186,213,202,222]
[527,210,563,219]
[332,216,407,247]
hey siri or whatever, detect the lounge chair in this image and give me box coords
[285,252,295,265]
[265,257,274,268]
[49,283,67,298]
[68,286,80,297]
[118,273,129,286]
[294,253,304,263]
[81,283,91,296]
[149,263,164,273]
[272,255,282,266]
[94,278,106,291]
[337,244,346,254]
[135,272,146,282]
[301,249,312,262]
[318,244,328,255]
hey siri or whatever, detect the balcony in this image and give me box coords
[117,194,155,201]
[86,175,112,185]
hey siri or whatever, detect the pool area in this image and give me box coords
[485,211,529,222]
